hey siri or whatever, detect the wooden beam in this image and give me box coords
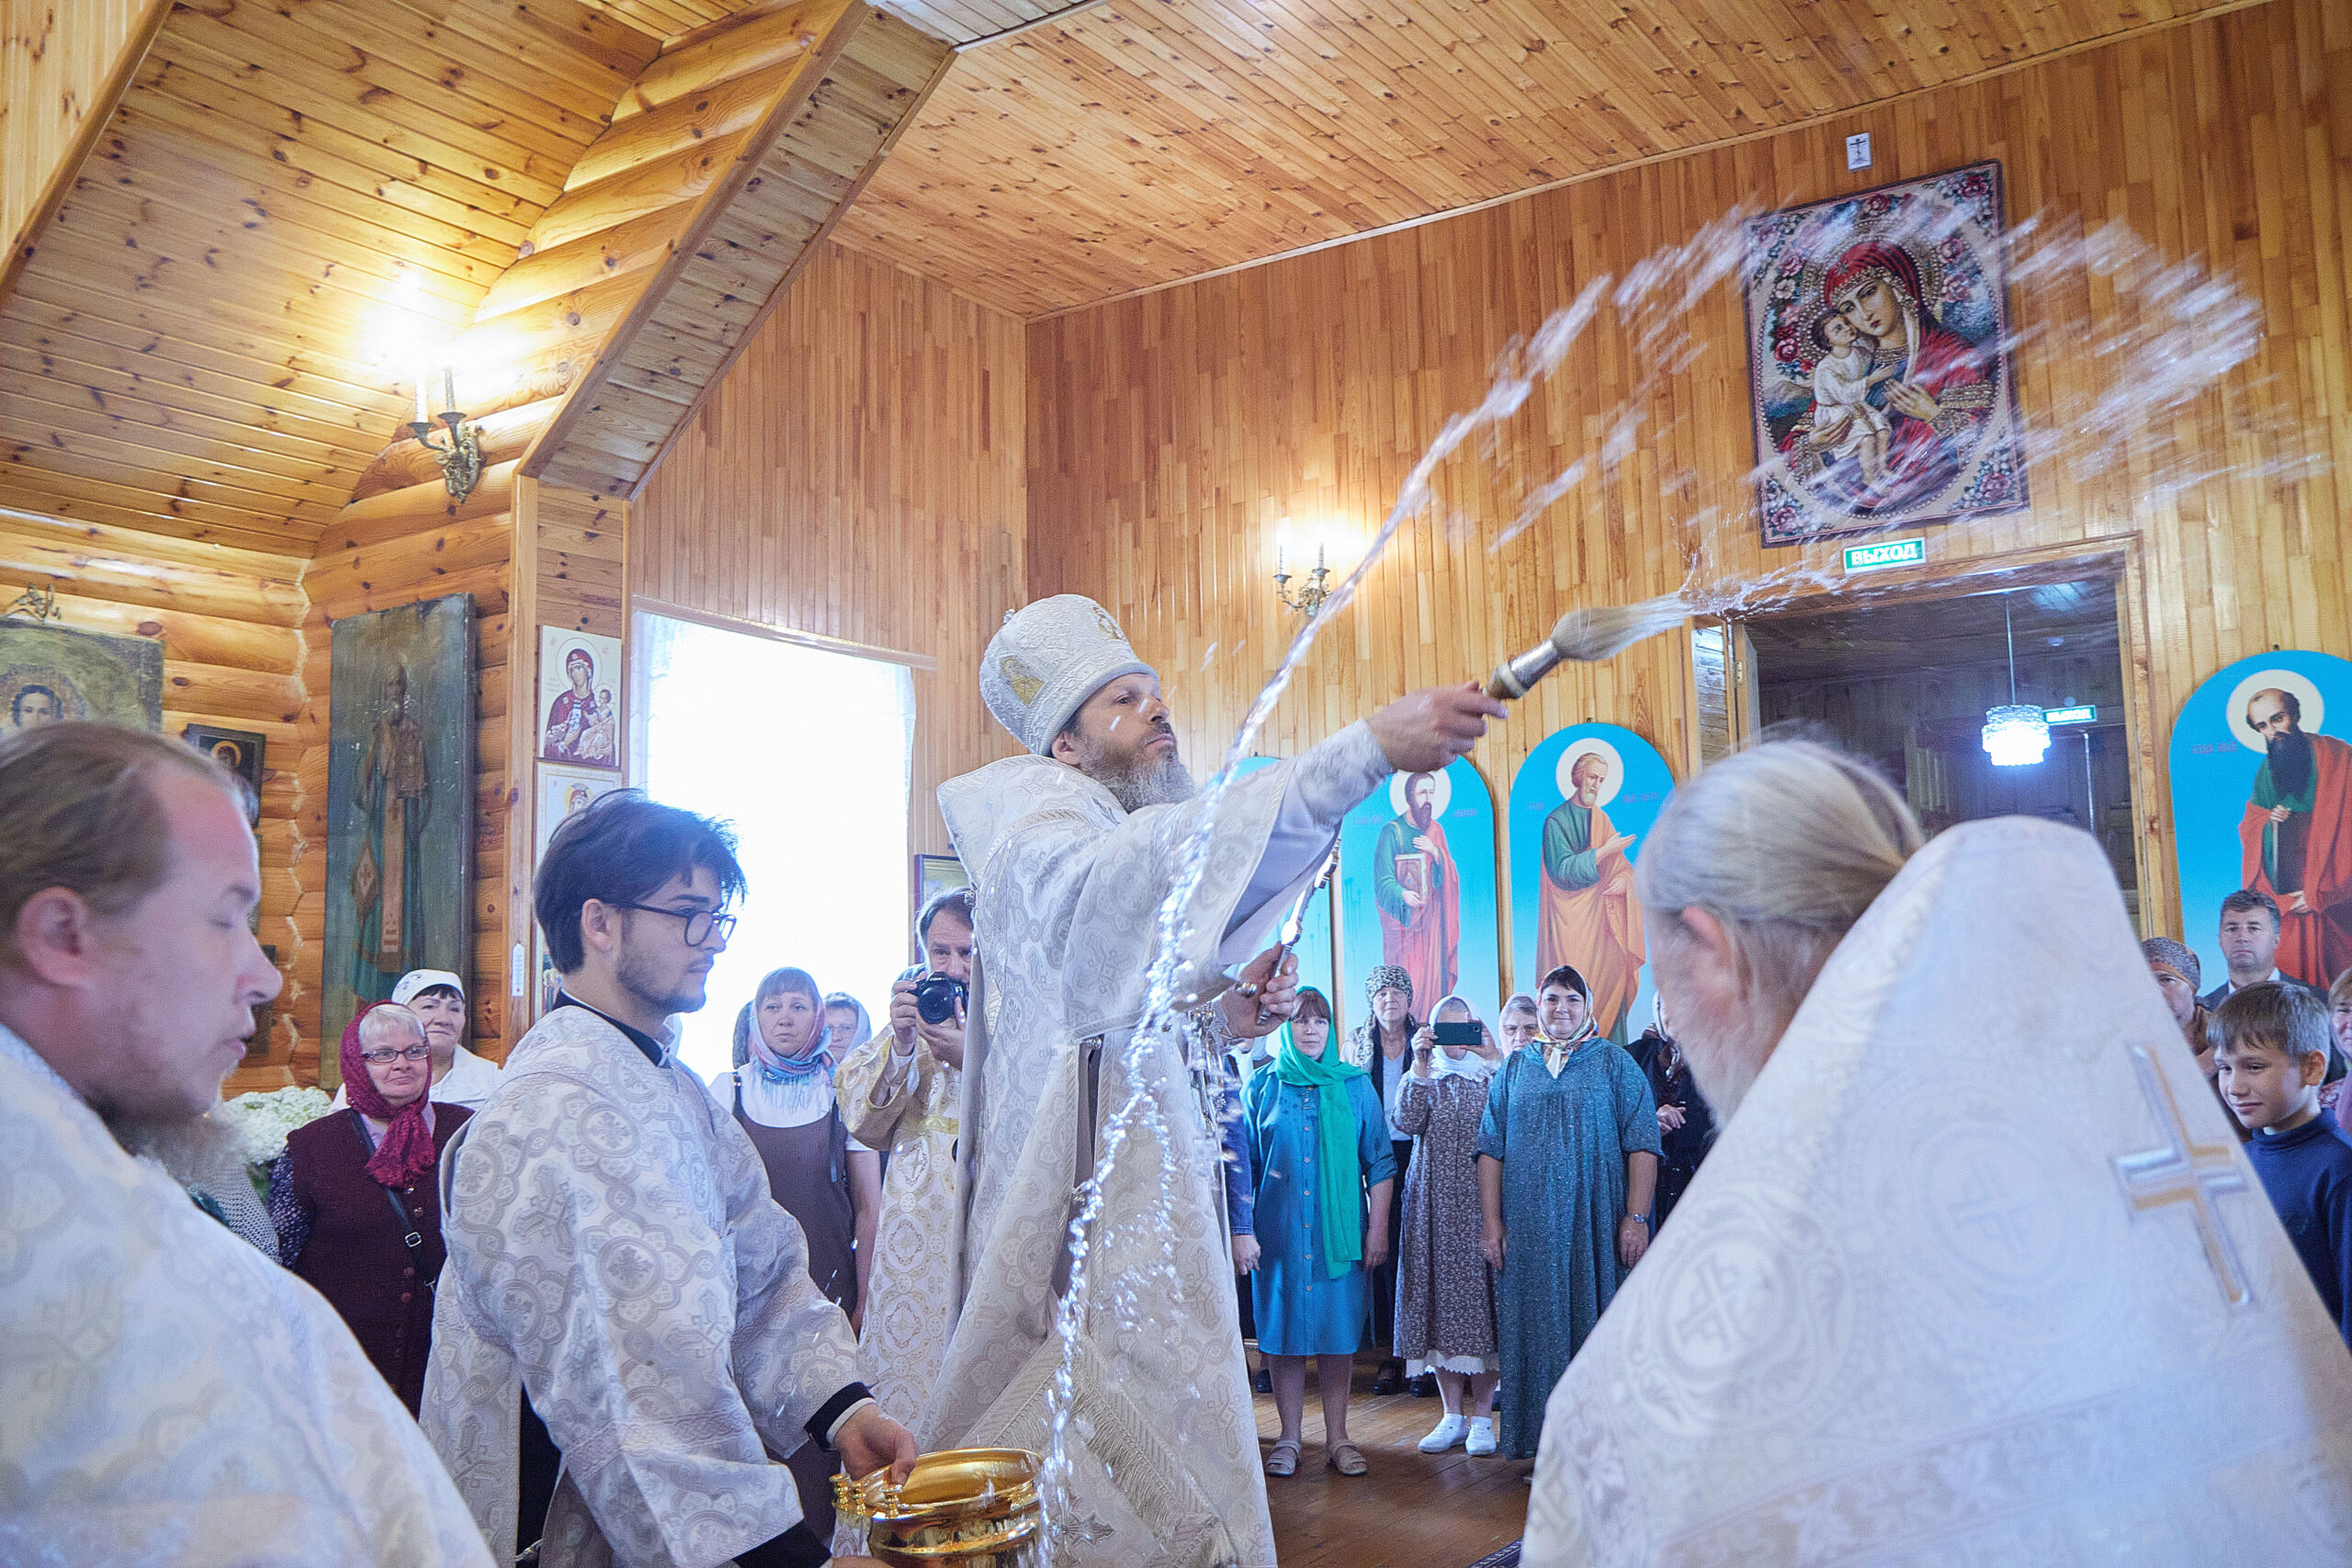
[520,0,865,491]
[0,0,174,316]
[628,13,958,497]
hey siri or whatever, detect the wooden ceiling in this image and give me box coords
[0,0,657,552]
[0,0,2261,554]
[0,0,949,549]
[833,0,2251,317]
[579,0,1114,50]
[1748,579,2121,688]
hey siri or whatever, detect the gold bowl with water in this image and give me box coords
[831,1447,1043,1566]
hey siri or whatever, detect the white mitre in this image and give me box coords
[979,593,1154,756]
[1525,817,2352,1567]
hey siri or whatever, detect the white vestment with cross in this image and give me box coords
[1524,817,2352,1567]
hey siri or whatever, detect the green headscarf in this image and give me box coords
[1272,1016,1370,1279]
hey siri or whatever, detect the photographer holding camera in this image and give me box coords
[833,887,976,1429]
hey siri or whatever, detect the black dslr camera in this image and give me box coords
[912,973,968,1025]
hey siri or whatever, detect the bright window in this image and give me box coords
[631,610,914,1081]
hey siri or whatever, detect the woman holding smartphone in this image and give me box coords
[1393,994,1502,1455]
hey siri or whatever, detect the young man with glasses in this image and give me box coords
[423,790,911,1568]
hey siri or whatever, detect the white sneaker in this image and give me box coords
[1418,1414,1468,1453]
[1464,1416,1497,1456]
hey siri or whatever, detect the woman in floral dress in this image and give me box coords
[1393,994,1502,1456]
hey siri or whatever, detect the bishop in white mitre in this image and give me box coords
[1526,778,2352,1563]
[922,594,1498,1567]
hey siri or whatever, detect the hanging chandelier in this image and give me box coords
[1981,594,2049,766]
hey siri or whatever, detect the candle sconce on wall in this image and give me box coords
[1272,531,1334,617]
[411,359,484,503]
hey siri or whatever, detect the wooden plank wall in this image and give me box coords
[1025,0,2352,970]
[298,497,517,1077]
[499,477,628,1049]
[0,0,152,259]
[632,240,1028,852]
[0,506,308,1084]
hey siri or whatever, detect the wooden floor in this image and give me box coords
[1255,1360,1525,1568]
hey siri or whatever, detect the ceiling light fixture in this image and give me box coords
[1982,593,2049,767]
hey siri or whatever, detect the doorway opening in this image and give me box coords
[1745,575,2142,927]
[631,608,916,1081]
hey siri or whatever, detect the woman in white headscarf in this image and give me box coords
[1523,739,2352,1565]
[1395,994,1503,1456]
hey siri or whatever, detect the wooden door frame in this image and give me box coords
[1691,533,2169,935]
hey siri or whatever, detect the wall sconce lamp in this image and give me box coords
[412,361,483,503]
[1272,537,1333,617]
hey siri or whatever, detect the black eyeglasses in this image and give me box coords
[615,902,737,948]
[359,1044,432,1065]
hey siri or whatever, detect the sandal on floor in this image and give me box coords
[1327,1441,1369,1477]
[1264,1440,1300,1477]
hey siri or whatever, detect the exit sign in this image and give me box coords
[2045,705,2098,726]
[1842,536,1926,572]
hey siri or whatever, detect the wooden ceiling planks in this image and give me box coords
[832,0,2256,317]
[0,0,661,551]
[513,3,956,498]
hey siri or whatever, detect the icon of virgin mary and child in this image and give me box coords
[1766,238,2006,521]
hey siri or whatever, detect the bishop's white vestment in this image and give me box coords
[836,1031,962,1427]
[926,721,1392,1568]
[422,1004,864,1568]
[1524,818,2352,1565]
[0,1025,492,1567]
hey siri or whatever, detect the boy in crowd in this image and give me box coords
[2214,982,2352,1345]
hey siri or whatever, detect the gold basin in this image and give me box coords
[831,1446,1043,1566]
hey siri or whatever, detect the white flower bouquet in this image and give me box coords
[216,1085,334,1169]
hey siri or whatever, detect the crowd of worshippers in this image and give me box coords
[1220,961,1716,1477]
[7,715,2352,1561]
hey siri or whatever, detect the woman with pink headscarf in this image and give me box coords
[269,1002,471,1414]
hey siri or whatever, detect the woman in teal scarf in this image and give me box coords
[1240,987,1397,1479]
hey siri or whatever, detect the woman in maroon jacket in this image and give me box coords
[269,1002,470,1415]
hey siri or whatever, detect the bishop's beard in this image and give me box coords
[1407,801,1435,830]
[1074,731,1196,812]
[2267,727,2316,801]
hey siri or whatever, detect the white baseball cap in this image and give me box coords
[390,969,466,1006]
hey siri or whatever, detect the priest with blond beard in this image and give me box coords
[923,594,1500,1566]
[1523,740,2352,1565]
[0,723,488,1566]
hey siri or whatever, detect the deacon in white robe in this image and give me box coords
[1525,746,2352,1565]
[424,1002,876,1566]
[423,792,911,1568]
[0,721,487,1568]
[0,1027,494,1567]
[924,594,1499,1567]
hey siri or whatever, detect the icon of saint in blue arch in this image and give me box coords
[1510,725,1677,1043]
[1337,756,1501,1036]
[2166,649,2352,994]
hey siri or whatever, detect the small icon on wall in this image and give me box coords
[1846,132,1873,171]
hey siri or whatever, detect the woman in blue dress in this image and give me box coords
[1242,987,1397,1479]
[1477,964,1660,1461]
